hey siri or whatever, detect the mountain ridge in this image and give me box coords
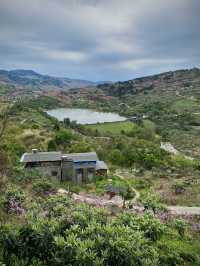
[97,67,200,97]
[0,69,100,90]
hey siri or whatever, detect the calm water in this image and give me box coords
[46,108,127,124]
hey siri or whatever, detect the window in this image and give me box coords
[51,171,58,176]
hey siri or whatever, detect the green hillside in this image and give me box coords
[1,68,200,265]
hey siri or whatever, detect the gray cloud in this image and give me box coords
[0,0,199,81]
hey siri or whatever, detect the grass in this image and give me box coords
[171,99,200,113]
[85,121,135,135]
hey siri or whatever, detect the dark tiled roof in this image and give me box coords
[20,151,62,163]
[105,184,126,193]
[96,160,108,170]
[63,152,98,162]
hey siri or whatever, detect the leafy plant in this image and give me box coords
[32,179,55,194]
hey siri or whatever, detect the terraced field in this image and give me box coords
[85,120,135,135]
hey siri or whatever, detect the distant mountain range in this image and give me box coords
[0,69,103,90]
[1,68,200,100]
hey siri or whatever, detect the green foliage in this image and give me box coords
[126,120,157,141]
[173,219,188,238]
[115,212,166,241]
[119,187,135,208]
[25,96,62,109]
[171,154,194,170]
[55,130,74,145]
[172,181,186,195]
[11,167,43,183]
[32,178,55,194]
[85,121,135,135]
[2,185,25,215]
[4,184,25,203]
[2,71,200,265]
[109,149,125,166]
[140,190,166,213]
[48,129,76,151]
[1,194,198,266]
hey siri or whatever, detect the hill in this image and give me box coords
[98,68,200,97]
[1,68,200,265]
[0,69,98,91]
[58,68,200,161]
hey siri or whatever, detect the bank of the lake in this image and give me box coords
[46,108,127,125]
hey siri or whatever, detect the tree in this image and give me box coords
[109,149,125,166]
[63,118,71,127]
[120,186,135,208]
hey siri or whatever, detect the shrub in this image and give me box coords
[109,149,125,166]
[4,185,25,203]
[32,179,55,194]
[120,186,135,208]
[173,219,188,238]
[172,181,186,195]
[55,130,73,145]
[3,185,25,215]
[12,167,43,183]
[141,190,166,213]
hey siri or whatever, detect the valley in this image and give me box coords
[1,68,200,265]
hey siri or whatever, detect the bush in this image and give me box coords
[172,181,186,195]
[32,179,55,194]
[109,149,125,166]
[4,185,25,203]
[141,190,166,213]
[116,212,166,241]
[3,185,25,215]
[55,130,73,145]
[12,167,43,183]
[173,219,187,238]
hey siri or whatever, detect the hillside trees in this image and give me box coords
[0,194,199,266]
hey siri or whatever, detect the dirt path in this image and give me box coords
[114,170,140,203]
[58,188,200,216]
[58,188,124,208]
[167,206,200,215]
[114,170,200,215]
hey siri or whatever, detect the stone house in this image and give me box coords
[20,149,108,183]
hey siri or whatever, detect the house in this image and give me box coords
[20,150,62,180]
[129,115,142,124]
[20,149,108,184]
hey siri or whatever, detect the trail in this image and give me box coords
[167,206,200,215]
[114,170,140,203]
[58,188,124,208]
[58,169,200,216]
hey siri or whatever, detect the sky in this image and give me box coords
[0,0,199,81]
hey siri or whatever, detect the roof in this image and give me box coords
[105,184,125,193]
[96,160,108,170]
[63,152,98,162]
[20,151,62,163]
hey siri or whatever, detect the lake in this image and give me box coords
[46,108,127,124]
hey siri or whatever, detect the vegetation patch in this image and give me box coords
[85,120,135,135]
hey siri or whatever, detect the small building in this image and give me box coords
[20,149,108,184]
[20,150,62,180]
[96,160,108,175]
[129,115,142,125]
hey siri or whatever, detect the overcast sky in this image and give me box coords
[0,0,199,81]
